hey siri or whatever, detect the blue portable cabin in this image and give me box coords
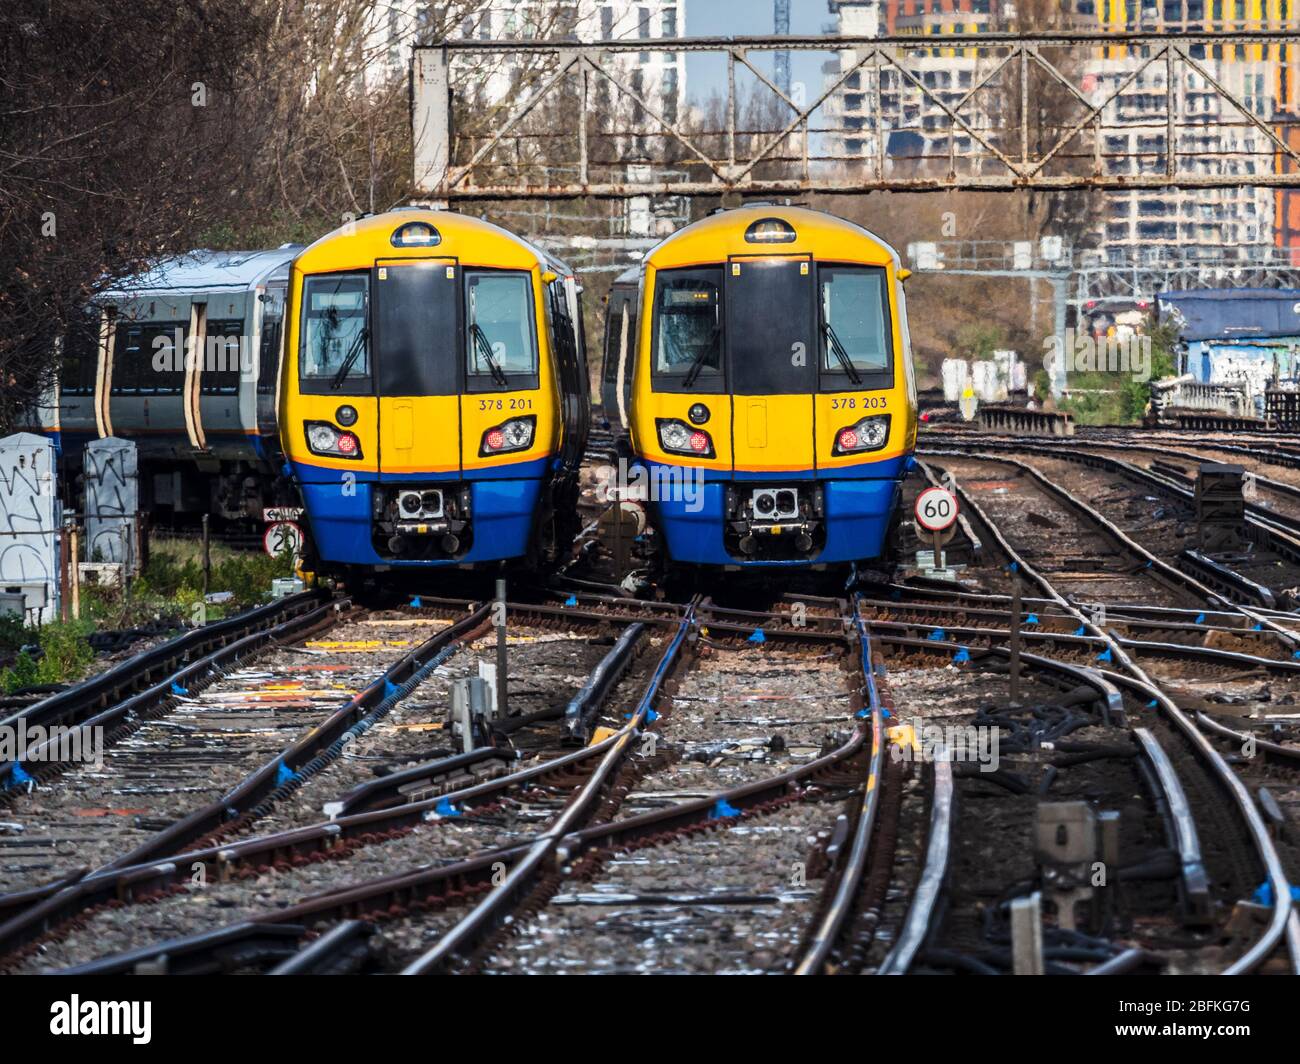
[1157,289,1300,410]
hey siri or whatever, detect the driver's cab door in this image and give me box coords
[373,258,461,479]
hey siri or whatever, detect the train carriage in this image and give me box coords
[623,204,917,569]
[279,209,589,579]
[22,247,300,522]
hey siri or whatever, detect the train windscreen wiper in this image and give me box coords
[682,324,722,389]
[823,321,863,386]
[330,327,369,389]
[470,323,509,388]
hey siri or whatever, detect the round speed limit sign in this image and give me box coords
[263,520,303,561]
[915,487,959,533]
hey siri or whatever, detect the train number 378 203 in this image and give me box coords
[829,396,888,411]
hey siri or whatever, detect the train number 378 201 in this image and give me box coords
[478,398,534,411]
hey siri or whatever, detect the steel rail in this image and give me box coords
[877,756,954,976]
[399,599,700,974]
[864,616,1300,677]
[267,920,377,976]
[863,595,1293,650]
[53,923,307,977]
[1132,727,1212,923]
[920,459,1296,973]
[0,604,492,957]
[921,448,1300,649]
[0,591,331,792]
[794,596,885,974]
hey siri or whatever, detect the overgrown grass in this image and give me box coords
[83,536,296,629]
[0,618,96,694]
[0,538,295,693]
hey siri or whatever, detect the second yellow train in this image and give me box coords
[615,203,918,569]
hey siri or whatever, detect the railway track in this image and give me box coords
[1,497,1295,976]
[908,457,1299,971]
[8,596,890,974]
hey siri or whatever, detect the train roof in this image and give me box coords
[611,265,640,287]
[643,204,900,271]
[1158,288,1300,342]
[101,246,302,299]
[293,208,576,277]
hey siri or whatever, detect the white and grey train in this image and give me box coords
[22,247,302,526]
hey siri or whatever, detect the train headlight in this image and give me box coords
[832,414,890,456]
[480,415,536,456]
[304,420,363,459]
[656,418,715,458]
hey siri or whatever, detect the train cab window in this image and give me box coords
[201,318,243,395]
[651,267,723,392]
[111,321,187,395]
[464,270,538,391]
[300,273,370,392]
[817,265,893,389]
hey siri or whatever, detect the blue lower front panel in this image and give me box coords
[293,460,545,568]
[646,457,907,568]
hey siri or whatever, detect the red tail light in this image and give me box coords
[689,431,709,453]
[485,429,505,451]
[838,428,859,450]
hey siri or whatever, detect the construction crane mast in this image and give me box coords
[773,0,790,95]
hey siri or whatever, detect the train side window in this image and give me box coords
[650,267,723,392]
[110,321,186,395]
[257,305,282,396]
[201,318,243,395]
[817,265,894,390]
[464,270,538,392]
[602,301,624,384]
[300,273,369,393]
[60,312,99,396]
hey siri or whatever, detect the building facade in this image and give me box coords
[822,0,1299,255]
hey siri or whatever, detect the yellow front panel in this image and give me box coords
[815,390,913,470]
[730,393,815,473]
[461,390,555,471]
[288,391,380,475]
[631,390,733,470]
[380,395,461,474]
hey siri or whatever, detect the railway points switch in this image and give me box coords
[449,677,492,754]
[1035,801,1112,933]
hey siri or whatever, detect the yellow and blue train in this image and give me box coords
[620,204,917,568]
[279,209,589,578]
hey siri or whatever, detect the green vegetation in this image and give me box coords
[0,618,95,695]
[1058,314,1178,426]
[0,538,294,694]
[955,322,1008,363]
[85,536,295,630]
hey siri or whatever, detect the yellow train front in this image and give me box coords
[279,210,588,579]
[626,205,916,569]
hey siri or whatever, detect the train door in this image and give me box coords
[254,280,286,444]
[602,287,636,427]
[373,258,462,479]
[546,275,589,470]
[725,256,816,475]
